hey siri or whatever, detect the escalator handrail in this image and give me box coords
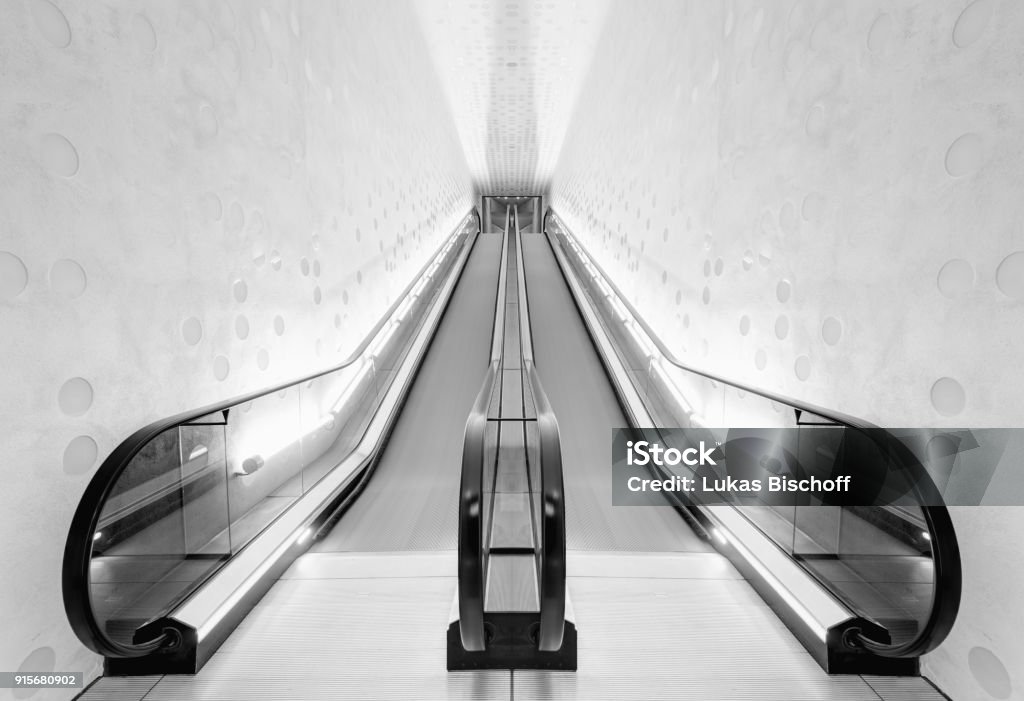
[527,362,567,652]
[63,210,479,659]
[544,210,960,658]
[457,205,510,651]
[514,205,567,651]
[456,363,497,652]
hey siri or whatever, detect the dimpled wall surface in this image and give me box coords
[548,2,1024,699]
[0,1,472,698]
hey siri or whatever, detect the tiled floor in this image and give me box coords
[77,552,946,700]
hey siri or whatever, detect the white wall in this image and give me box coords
[0,1,473,698]
[549,1,1024,699]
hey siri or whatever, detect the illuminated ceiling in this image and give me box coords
[414,0,611,196]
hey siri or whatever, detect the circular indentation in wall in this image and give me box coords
[357,271,363,285]
[213,355,230,381]
[867,13,894,53]
[742,250,754,271]
[822,316,843,345]
[39,133,79,177]
[754,349,767,370]
[0,251,29,301]
[968,646,1011,699]
[795,355,812,381]
[313,286,322,304]
[701,286,711,305]
[270,250,282,271]
[131,13,157,53]
[235,314,249,339]
[49,258,86,298]
[181,317,202,345]
[775,316,789,339]
[801,192,826,223]
[931,377,966,416]
[63,435,98,475]
[714,258,724,276]
[199,192,223,221]
[937,259,975,298]
[953,0,995,49]
[995,251,1024,299]
[197,103,219,137]
[300,257,310,276]
[232,279,247,303]
[926,434,959,468]
[58,377,93,416]
[343,289,349,305]
[739,315,751,336]
[257,348,270,371]
[273,315,285,336]
[945,133,984,177]
[31,0,71,48]
[14,646,57,699]
[805,104,827,138]
[776,279,792,303]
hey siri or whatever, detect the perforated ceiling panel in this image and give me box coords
[415,0,610,195]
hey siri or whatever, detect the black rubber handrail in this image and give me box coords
[528,363,567,651]
[63,210,479,659]
[514,205,567,652]
[544,209,960,658]
[457,204,510,652]
[456,363,496,652]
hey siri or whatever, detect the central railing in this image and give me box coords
[450,201,573,669]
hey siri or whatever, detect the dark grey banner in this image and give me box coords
[612,427,1024,507]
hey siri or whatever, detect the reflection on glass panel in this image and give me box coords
[299,361,380,490]
[226,389,305,552]
[90,418,228,646]
[81,228,474,651]
[551,224,940,649]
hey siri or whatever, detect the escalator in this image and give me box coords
[65,202,960,700]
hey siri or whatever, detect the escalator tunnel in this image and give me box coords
[64,202,959,700]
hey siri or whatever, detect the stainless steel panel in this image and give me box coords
[485,553,540,613]
[489,493,536,550]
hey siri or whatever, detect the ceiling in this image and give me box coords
[414,0,611,196]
